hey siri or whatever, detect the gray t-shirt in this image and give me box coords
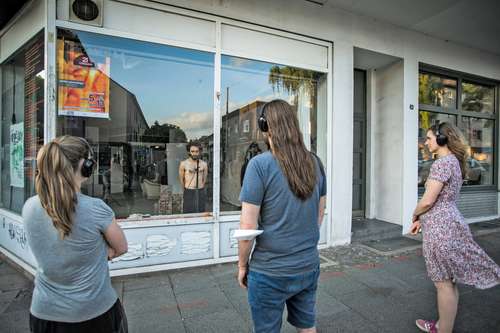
[23,193,117,322]
[239,151,326,276]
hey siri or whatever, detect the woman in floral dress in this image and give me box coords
[410,122,500,333]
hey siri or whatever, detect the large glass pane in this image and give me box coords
[418,111,456,186]
[419,73,457,108]
[0,32,44,214]
[460,117,494,186]
[461,81,495,114]
[220,55,327,213]
[56,29,214,219]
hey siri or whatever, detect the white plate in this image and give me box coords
[232,229,263,240]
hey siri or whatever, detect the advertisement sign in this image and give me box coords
[10,122,24,188]
[57,39,110,118]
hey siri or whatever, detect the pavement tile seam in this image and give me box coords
[165,273,192,332]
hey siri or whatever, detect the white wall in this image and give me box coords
[157,0,500,80]
[372,60,404,224]
[331,41,353,244]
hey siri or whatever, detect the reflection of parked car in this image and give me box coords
[464,158,485,185]
[418,158,484,186]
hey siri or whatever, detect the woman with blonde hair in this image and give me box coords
[23,136,128,333]
[410,122,500,333]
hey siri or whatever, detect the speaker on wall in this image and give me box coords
[69,0,103,27]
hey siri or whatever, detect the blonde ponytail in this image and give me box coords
[35,136,90,238]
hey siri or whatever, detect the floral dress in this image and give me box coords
[420,154,500,289]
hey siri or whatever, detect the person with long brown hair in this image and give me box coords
[410,123,500,333]
[22,136,128,333]
[237,100,326,333]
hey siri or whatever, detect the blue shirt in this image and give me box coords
[23,193,117,322]
[239,151,326,276]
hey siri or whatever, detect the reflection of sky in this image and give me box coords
[221,55,295,113]
[71,31,317,139]
[74,30,214,140]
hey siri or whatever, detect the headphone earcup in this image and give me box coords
[258,115,268,132]
[436,134,448,146]
[81,159,95,178]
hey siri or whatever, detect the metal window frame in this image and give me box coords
[418,63,499,191]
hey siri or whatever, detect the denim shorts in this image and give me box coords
[247,267,320,333]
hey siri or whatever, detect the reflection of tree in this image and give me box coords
[268,66,319,151]
[462,83,492,113]
[419,74,456,107]
[268,66,318,100]
[141,120,187,143]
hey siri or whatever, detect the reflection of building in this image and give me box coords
[58,79,150,198]
[221,100,267,207]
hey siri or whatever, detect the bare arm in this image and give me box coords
[178,161,185,188]
[103,219,128,259]
[318,196,326,226]
[203,163,208,186]
[237,202,260,288]
[413,179,443,218]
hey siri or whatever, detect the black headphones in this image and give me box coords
[435,123,448,147]
[258,102,269,132]
[80,138,96,178]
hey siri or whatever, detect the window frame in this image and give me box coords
[0,30,45,215]
[52,16,332,225]
[419,64,499,192]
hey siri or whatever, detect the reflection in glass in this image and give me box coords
[417,111,456,186]
[56,29,214,219]
[460,117,494,185]
[419,73,457,108]
[461,82,494,114]
[220,55,327,212]
[0,33,44,214]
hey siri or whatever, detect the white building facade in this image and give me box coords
[1,0,499,276]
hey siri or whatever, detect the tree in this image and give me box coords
[141,121,187,143]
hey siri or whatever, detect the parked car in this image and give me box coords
[418,157,484,186]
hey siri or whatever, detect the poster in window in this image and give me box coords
[57,39,110,118]
[10,122,24,188]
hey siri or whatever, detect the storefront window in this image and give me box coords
[419,73,457,108]
[462,81,494,114]
[0,32,45,214]
[418,69,497,188]
[460,117,494,185]
[56,29,214,219]
[220,55,327,212]
[418,111,456,186]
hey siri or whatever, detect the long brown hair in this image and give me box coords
[263,99,317,200]
[35,136,91,238]
[430,122,469,178]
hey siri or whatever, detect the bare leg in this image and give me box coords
[298,328,316,333]
[434,280,459,333]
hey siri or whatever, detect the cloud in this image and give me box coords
[227,57,253,68]
[162,111,213,140]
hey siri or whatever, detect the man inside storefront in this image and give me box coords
[179,142,208,213]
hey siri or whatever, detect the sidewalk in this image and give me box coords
[1,232,500,333]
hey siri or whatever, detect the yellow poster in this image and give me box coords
[57,38,110,118]
[420,111,430,131]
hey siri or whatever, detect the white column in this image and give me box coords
[44,0,57,142]
[330,41,354,245]
[401,56,419,234]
